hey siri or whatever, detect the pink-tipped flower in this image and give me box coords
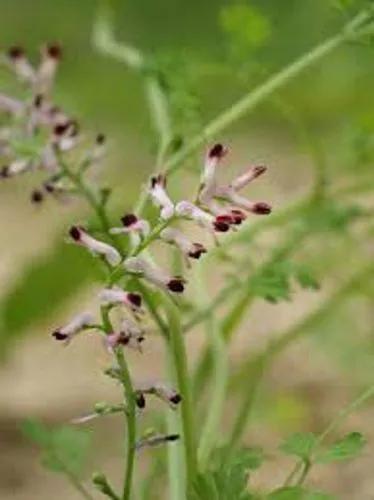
[124,256,185,293]
[6,46,36,84]
[136,381,182,409]
[105,319,145,353]
[35,43,62,94]
[230,165,267,191]
[160,227,206,264]
[69,226,121,266]
[0,159,32,178]
[52,311,94,343]
[110,213,150,238]
[176,200,230,233]
[149,174,174,219]
[99,286,143,312]
[216,187,271,215]
[198,143,228,204]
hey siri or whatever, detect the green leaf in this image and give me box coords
[0,237,98,354]
[279,432,317,460]
[268,486,335,500]
[294,265,320,291]
[22,419,91,476]
[250,261,292,303]
[315,432,366,463]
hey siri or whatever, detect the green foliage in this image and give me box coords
[192,447,264,499]
[22,419,91,476]
[220,2,271,53]
[267,486,335,500]
[250,260,319,303]
[315,432,366,463]
[303,201,364,233]
[279,432,317,460]
[0,238,97,351]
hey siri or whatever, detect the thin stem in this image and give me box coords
[116,348,137,500]
[163,10,372,176]
[49,451,94,500]
[195,266,228,470]
[164,297,197,491]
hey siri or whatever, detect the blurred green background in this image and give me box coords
[0,1,373,499]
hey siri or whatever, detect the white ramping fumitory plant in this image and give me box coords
[2,1,374,499]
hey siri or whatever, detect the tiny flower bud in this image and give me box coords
[69,226,121,266]
[52,311,94,344]
[31,189,44,203]
[149,174,174,219]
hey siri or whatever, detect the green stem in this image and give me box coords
[164,297,197,492]
[116,348,137,500]
[195,267,228,470]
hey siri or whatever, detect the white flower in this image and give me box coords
[198,143,228,205]
[149,174,174,219]
[99,286,142,311]
[0,93,24,116]
[175,200,230,233]
[136,381,182,409]
[35,44,62,94]
[69,226,121,266]
[215,186,271,214]
[0,159,33,178]
[124,256,185,293]
[160,227,206,264]
[230,165,267,191]
[6,46,36,84]
[52,311,94,343]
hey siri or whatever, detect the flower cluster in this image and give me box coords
[50,139,271,450]
[0,44,105,202]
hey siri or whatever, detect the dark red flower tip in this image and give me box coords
[188,243,207,259]
[150,174,166,189]
[230,209,246,225]
[121,213,138,227]
[46,43,62,59]
[213,219,230,232]
[167,279,185,293]
[69,225,83,241]
[96,133,106,145]
[253,165,267,177]
[52,330,68,341]
[44,181,55,193]
[169,393,182,405]
[31,190,43,203]
[127,292,142,308]
[216,214,234,224]
[8,46,25,59]
[165,434,180,442]
[252,202,272,215]
[135,392,146,409]
[0,166,10,178]
[137,335,145,344]
[208,143,227,159]
[118,332,130,346]
[54,122,70,136]
[33,94,43,108]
